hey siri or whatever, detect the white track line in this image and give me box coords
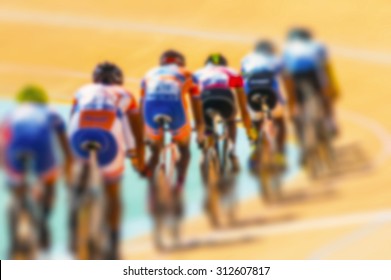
[128,209,391,254]
[0,63,139,83]
[339,109,391,167]
[308,216,388,259]
[1,8,391,65]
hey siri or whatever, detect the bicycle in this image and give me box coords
[248,91,284,203]
[297,80,335,178]
[70,141,109,260]
[8,153,40,260]
[200,109,237,228]
[150,115,182,250]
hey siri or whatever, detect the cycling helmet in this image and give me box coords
[254,40,276,55]
[287,27,313,41]
[205,53,228,66]
[93,61,123,85]
[160,49,185,66]
[16,84,49,104]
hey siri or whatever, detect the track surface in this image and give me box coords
[1,0,391,259]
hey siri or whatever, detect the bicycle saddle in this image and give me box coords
[153,114,172,125]
[206,108,219,118]
[81,141,102,151]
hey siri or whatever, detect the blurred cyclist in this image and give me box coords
[1,85,72,253]
[241,40,289,167]
[283,27,339,141]
[141,49,204,217]
[68,62,145,259]
[194,53,251,172]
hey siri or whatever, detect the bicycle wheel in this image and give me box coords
[152,162,173,250]
[202,147,221,227]
[220,138,237,225]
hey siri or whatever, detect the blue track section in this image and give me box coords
[0,100,299,259]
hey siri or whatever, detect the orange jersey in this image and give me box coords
[140,64,199,111]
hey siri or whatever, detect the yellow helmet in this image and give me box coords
[16,84,49,104]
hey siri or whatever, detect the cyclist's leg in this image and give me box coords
[4,164,26,255]
[172,132,190,217]
[36,148,58,250]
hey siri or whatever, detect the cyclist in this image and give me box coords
[241,40,289,168]
[194,53,251,172]
[1,85,72,254]
[283,27,339,143]
[141,49,204,217]
[68,62,145,259]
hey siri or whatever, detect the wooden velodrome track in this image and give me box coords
[1,0,391,259]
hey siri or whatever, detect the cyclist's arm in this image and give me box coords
[125,89,145,173]
[50,111,73,185]
[0,120,6,168]
[281,72,296,119]
[189,94,204,131]
[228,68,251,131]
[322,59,340,102]
[188,78,205,133]
[127,108,145,172]
[234,87,251,131]
[53,121,73,186]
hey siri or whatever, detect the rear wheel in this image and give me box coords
[203,148,221,227]
[152,157,180,250]
[258,136,278,203]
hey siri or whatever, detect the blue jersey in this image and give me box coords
[283,40,327,74]
[2,104,65,146]
[241,52,285,103]
[1,104,65,183]
[241,52,283,77]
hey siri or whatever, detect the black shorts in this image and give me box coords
[292,69,322,104]
[246,72,279,112]
[201,88,236,130]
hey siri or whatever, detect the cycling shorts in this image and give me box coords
[69,109,134,182]
[291,69,323,105]
[144,97,191,141]
[4,132,58,186]
[201,88,236,131]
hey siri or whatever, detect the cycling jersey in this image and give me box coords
[1,104,65,185]
[194,64,243,91]
[283,40,327,74]
[241,52,284,99]
[69,83,137,181]
[141,64,199,141]
[283,40,329,102]
[194,65,242,130]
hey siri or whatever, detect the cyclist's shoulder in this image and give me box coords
[144,66,162,77]
[74,83,99,97]
[8,103,56,124]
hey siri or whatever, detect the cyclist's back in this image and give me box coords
[142,63,198,140]
[283,39,326,74]
[194,63,244,133]
[241,50,285,104]
[69,83,137,180]
[283,31,328,105]
[3,102,65,184]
